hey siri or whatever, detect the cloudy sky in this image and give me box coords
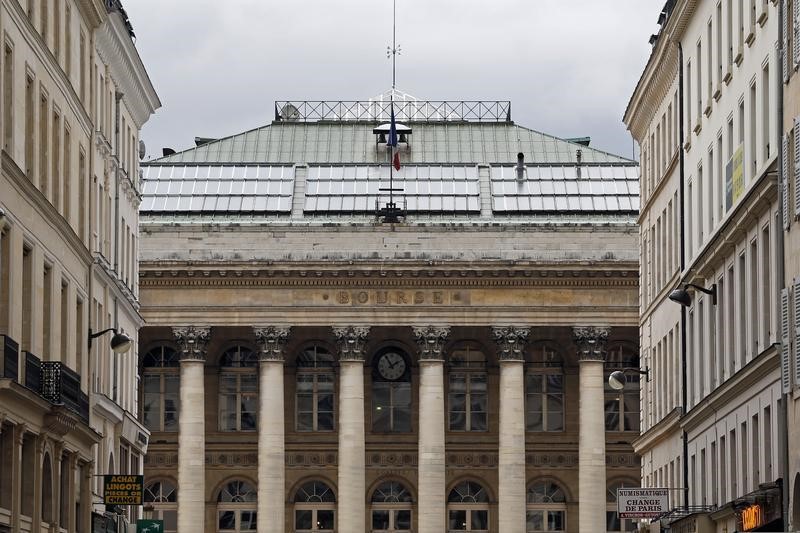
[125,0,664,161]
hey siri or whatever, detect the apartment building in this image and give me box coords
[625,0,785,531]
[0,1,159,531]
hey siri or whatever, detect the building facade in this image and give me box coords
[625,0,787,531]
[0,0,159,531]
[138,93,642,533]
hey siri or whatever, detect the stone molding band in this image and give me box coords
[254,326,291,361]
[172,326,211,361]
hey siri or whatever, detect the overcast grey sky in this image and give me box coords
[125,0,664,161]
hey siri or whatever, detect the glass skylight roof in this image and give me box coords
[304,165,480,213]
[140,165,294,213]
[489,165,640,213]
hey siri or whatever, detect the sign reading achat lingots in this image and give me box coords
[617,488,670,519]
[103,475,143,505]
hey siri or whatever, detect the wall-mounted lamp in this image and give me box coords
[608,367,650,390]
[668,283,717,307]
[88,328,132,353]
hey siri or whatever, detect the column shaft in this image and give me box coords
[578,360,606,532]
[258,361,285,533]
[498,360,526,533]
[337,360,365,532]
[418,360,446,533]
[177,360,205,533]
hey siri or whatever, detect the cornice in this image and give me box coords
[631,407,682,454]
[138,267,639,289]
[94,12,160,129]
[76,0,106,29]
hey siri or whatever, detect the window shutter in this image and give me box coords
[795,280,800,385]
[795,120,800,216]
[783,133,791,229]
[781,288,791,393]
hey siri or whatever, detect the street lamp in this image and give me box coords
[608,367,650,390]
[88,328,132,353]
[668,283,716,306]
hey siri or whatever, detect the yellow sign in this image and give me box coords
[740,504,764,531]
[103,475,143,505]
[725,144,744,210]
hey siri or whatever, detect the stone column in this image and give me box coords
[332,326,370,533]
[413,326,450,533]
[173,326,210,533]
[11,424,24,533]
[573,326,610,533]
[493,326,530,533]
[254,326,290,533]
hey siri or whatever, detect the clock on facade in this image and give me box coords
[376,351,407,381]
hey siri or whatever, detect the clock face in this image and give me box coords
[377,352,407,381]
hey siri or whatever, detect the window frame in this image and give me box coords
[218,345,259,432]
[447,344,488,433]
[217,480,257,533]
[603,344,641,433]
[141,346,180,433]
[370,481,413,533]
[447,481,490,533]
[295,345,336,432]
[525,342,565,433]
[293,481,336,533]
[372,347,413,434]
[144,480,177,533]
[526,480,567,532]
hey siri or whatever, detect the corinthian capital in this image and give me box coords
[412,326,451,360]
[253,326,291,361]
[492,326,530,361]
[332,326,370,361]
[172,326,211,361]
[572,326,611,362]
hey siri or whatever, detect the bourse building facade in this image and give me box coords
[137,92,642,533]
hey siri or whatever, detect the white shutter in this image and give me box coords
[795,120,800,216]
[784,133,791,229]
[795,280,800,385]
[781,288,791,393]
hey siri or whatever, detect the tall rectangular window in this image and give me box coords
[449,373,487,431]
[40,0,48,44]
[698,301,705,397]
[720,435,727,502]
[762,225,771,347]
[0,228,9,332]
[75,297,83,376]
[53,0,60,62]
[717,3,723,85]
[63,125,70,221]
[688,181,694,253]
[51,110,60,212]
[78,149,86,242]
[708,148,715,229]
[698,165,704,244]
[687,61,693,132]
[691,454,697,505]
[60,280,67,366]
[764,406,772,481]
[717,135,724,221]
[727,265,735,374]
[749,82,757,176]
[22,246,32,351]
[42,263,51,360]
[738,0,744,54]
[752,414,760,485]
[64,4,71,76]
[707,20,713,101]
[727,0,734,68]
[79,32,86,103]
[3,43,13,152]
[25,74,34,178]
[762,62,770,161]
[730,429,738,497]
[738,254,746,368]
[701,448,707,505]
[219,373,257,431]
[696,41,703,121]
[526,372,564,432]
[750,240,759,357]
[39,91,48,197]
[741,421,749,492]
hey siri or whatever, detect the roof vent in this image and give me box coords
[515,153,527,181]
[162,148,176,157]
[279,103,300,121]
[194,137,217,147]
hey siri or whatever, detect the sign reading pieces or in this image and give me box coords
[617,488,670,519]
[137,519,165,533]
[103,475,143,505]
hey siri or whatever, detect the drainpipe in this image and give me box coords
[776,1,789,527]
[676,39,689,512]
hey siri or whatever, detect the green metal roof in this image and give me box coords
[150,122,634,166]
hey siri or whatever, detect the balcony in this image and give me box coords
[0,335,19,381]
[24,351,41,392]
[41,362,89,424]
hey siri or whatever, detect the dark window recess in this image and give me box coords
[41,362,88,423]
[0,335,19,381]
[24,351,41,392]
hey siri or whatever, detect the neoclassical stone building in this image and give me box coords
[137,92,641,533]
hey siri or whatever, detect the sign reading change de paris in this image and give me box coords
[617,488,669,519]
[103,475,143,505]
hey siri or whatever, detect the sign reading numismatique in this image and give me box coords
[103,475,144,505]
[617,488,669,519]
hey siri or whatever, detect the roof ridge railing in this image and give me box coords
[274,100,512,123]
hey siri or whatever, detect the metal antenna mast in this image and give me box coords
[387,0,401,90]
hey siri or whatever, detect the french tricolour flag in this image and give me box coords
[387,105,401,171]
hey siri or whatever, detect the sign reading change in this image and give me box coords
[617,487,669,519]
[103,475,144,505]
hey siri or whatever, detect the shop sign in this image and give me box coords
[617,487,670,519]
[739,503,764,530]
[137,519,164,533]
[103,474,144,505]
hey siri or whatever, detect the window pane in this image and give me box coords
[526,374,543,392]
[373,406,391,432]
[471,393,487,413]
[217,511,235,530]
[470,412,487,431]
[241,395,257,430]
[449,510,467,530]
[548,510,565,531]
[296,413,313,431]
[450,374,466,391]
[606,511,620,531]
[450,393,467,412]
[605,396,620,431]
[394,404,412,432]
[297,375,313,392]
[449,411,466,431]
[526,511,544,531]
[297,394,314,413]
[472,510,489,530]
[546,411,564,432]
[395,509,411,529]
[317,412,334,431]
[295,510,312,529]
[547,375,563,392]
[318,392,334,412]
[372,510,390,529]
[143,375,161,393]
[318,510,335,529]
[240,511,257,531]
[142,394,159,430]
[470,374,487,391]
[527,410,544,432]
[220,395,237,431]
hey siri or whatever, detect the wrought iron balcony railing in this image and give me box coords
[41,361,89,424]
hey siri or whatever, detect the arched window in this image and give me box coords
[447,481,489,532]
[372,347,412,433]
[526,480,567,532]
[606,480,638,532]
[217,480,257,533]
[219,345,258,431]
[41,453,53,524]
[296,345,336,432]
[525,342,564,432]
[144,480,177,533]
[294,481,335,532]
[370,481,413,532]
[448,344,487,432]
[142,345,180,432]
[604,344,640,432]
